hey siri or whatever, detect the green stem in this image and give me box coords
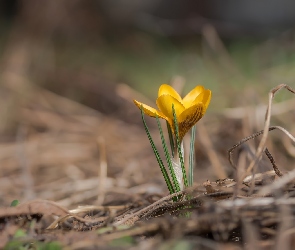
[172,104,188,188]
[166,121,175,158]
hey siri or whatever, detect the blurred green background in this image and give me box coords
[1,0,295,115]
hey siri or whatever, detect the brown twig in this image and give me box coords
[245,84,295,181]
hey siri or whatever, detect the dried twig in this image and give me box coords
[245,84,295,180]
[228,126,283,177]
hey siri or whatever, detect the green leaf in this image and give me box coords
[156,116,180,197]
[172,104,188,188]
[140,106,174,195]
[166,121,175,158]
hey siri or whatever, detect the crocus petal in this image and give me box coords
[202,89,212,110]
[158,84,182,103]
[190,92,205,107]
[156,94,185,120]
[133,100,168,120]
[182,85,204,108]
[178,103,204,140]
[134,84,211,140]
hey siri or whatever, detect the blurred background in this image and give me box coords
[0,0,295,207]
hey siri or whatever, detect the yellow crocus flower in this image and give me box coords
[134,84,211,140]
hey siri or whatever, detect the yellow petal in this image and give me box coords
[156,94,185,120]
[202,89,212,110]
[189,89,212,109]
[182,85,204,108]
[158,84,182,103]
[133,100,167,120]
[190,92,205,107]
[178,103,204,139]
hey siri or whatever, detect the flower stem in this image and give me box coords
[172,148,183,190]
[172,104,188,188]
[166,121,175,158]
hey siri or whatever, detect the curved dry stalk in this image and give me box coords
[228,127,276,169]
[245,84,295,180]
[274,126,295,144]
[228,126,295,179]
[283,135,295,157]
[228,127,279,177]
[228,125,295,179]
[228,84,295,187]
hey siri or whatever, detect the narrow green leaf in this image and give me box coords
[172,104,188,188]
[166,121,175,158]
[189,125,196,186]
[140,106,175,195]
[156,116,180,193]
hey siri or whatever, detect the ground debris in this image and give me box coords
[1,83,295,249]
[2,173,295,249]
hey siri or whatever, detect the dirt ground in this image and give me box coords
[1,75,295,249]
